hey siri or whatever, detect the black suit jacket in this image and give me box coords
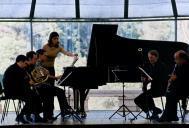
[3,63,30,97]
[143,61,169,96]
[169,63,189,97]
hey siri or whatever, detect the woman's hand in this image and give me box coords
[55,75,62,80]
[74,53,78,56]
[73,54,79,60]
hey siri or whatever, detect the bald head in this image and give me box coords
[174,50,189,65]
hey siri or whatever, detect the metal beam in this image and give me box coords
[30,22,33,51]
[171,0,178,18]
[175,19,177,41]
[75,0,80,19]
[1,16,189,22]
[30,0,36,21]
[124,0,129,18]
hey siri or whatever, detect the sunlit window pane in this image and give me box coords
[178,20,189,44]
[128,0,173,17]
[176,0,189,16]
[0,0,31,18]
[117,21,175,41]
[0,22,31,80]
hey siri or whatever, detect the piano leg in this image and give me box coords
[79,89,89,118]
[73,89,80,111]
[73,88,89,118]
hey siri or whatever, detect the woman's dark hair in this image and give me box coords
[16,55,27,62]
[48,32,59,48]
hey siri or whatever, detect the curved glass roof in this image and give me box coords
[0,0,188,19]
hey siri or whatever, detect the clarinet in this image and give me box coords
[167,64,177,92]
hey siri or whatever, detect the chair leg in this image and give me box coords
[160,97,164,111]
[13,100,23,124]
[16,100,22,116]
[1,99,23,124]
[1,99,9,123]
[5,99,10,117]
[178,101,184,121]
[1,100,7,123]
[13,100,19,117]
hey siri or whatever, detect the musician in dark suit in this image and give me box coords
[159,50,189,122]
[3,55,41,123]
[26,50,71,122]
[134,50,169,119]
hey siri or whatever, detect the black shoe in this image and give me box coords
[43,117,55,123]
[153,107,162,115]
[35,115,43,122]
[149,114,159,120]
[43,118,54,123]
[80,111,87,118]
[15,115,30,124]
[26,114,33,123]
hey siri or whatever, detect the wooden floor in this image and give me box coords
[0,110,189,128]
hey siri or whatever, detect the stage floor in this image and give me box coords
[0,110,189,127]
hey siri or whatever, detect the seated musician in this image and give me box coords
[159,50,189,122]
[26,50,71,122]
[3,55,42,123]
[134,50,169,119]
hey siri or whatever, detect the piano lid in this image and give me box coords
[87,24,118,67]
[87,24,189,68]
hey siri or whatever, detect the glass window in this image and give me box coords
[32,22,93,76]
[117,21,175,41]
[32,21,175,76]
[34,0,75,18]
[80,0,124,18]
[128,0,173,17]
[0,22,31,80]
[176,0,189,16]
[32,21,175,110]
[0,0,32,18]
[177,20,189,44]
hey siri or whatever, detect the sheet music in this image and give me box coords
[57,56,78,85]
[138,67,153,81]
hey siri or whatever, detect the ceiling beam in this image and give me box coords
[75,0,80,19]
[171,0,178,18]
[124,0,129,18]
[30,0,36,21]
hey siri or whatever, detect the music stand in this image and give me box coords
[109,69,136,120]
[54,71,82,122]
[130,67,153,121]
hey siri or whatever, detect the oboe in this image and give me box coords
[167,64,177,92]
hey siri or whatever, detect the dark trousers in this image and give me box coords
[161,90,187,119]
[44,67,55,118]
[161,91,178,119]
[134,89,163,113]
[17,89,42,116]
[36,84,69,119]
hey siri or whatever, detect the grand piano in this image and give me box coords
[59,24,189,117]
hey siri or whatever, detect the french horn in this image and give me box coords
[31,66,49,84]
